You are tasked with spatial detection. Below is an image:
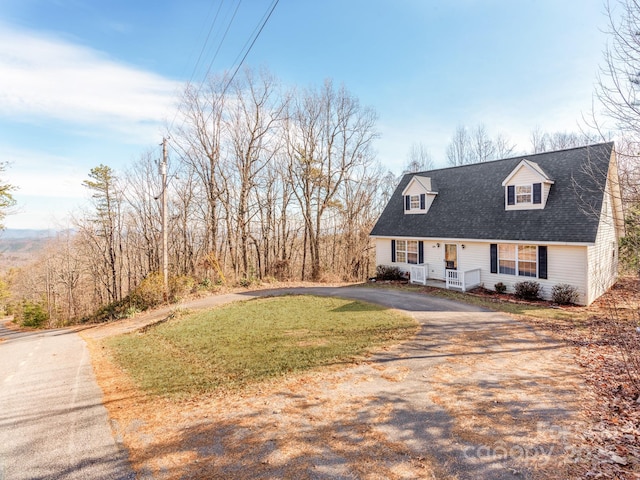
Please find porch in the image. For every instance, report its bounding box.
[409,264,482,292]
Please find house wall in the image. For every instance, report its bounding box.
[504,166,550,210]
[375,237,590,304]
[586,179,619,304]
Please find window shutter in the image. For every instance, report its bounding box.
[507,186,515,205]
[533,183,542,204]
[391,239,396,263]
[490,244,498,273]
[418,241,424,264]
[538,246,548,279]
[420,194,425,209]
[405,195,410,211]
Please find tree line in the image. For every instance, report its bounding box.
[9,0,640,327]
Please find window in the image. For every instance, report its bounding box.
[516,185,532,204]
[498,244,516,275]
[518,245,537,277]
[396,240,407,263]
[507,183,542,207]
[395,240,418,264]
[410,195,420,209]
[498,244,537,277]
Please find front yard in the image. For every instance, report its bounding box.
[84,279,640,479]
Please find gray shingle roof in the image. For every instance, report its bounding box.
[370,142,613,243]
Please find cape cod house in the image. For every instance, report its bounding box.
[370,142,624,305]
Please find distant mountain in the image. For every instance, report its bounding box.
[0,229,54,240]
[0,229,57,270]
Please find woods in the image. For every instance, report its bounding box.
[6,71,388,325]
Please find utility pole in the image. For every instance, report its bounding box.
[161,138,169,297]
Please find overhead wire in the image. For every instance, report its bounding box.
[168,0,280,133]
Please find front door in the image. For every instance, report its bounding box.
[445,244,458,271]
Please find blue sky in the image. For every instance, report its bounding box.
[0,0,611,229]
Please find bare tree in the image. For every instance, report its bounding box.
[446,125,472,166]
[470,124,496,162]
[403,142,433,173]
[286,79,378,280]
[447,124,515,165]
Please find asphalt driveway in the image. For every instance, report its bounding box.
[85,286,585,479]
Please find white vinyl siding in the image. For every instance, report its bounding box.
[587,182,618,304]
[376,238,589,304]
[447,241,588,304]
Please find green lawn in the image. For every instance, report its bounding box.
[104,295,417,397]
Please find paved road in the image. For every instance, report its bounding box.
[0,320,134,480]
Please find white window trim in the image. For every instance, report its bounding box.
[515,184,532,205]
[410,195,420,210]
[395,239,419,264]
[498,244,538,278]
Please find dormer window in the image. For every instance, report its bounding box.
[503,160,552,210]
[406,194,424,211]
[507,183,543,206]
[402,175,438,214]
[516,185,532,204]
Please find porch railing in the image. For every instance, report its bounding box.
[445,268,481,292]
[409,264,428,285]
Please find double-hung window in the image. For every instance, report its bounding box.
[395,240,418,264]
[517,245,537,277]
[498,244,537,277]
[516,185,532,204]
[498,245,516,275]
[410,195,420,209]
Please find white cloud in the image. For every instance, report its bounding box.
[1,145,87,199]
[0,23,181,142]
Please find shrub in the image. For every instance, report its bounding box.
[494,282,507,294]
[514,281,542,300]
[375,265,404,281]
[551,284,579,305]
[19,300,48,328]
[131,272,165,310]
[170,275,195,302]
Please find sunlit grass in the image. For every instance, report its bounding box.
[104,295,417,397]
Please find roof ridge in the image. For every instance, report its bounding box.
[409,142,613,176]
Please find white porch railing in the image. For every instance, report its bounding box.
[410,264,428,285]
[445,268,481,292]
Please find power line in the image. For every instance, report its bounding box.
[220,0,280,97]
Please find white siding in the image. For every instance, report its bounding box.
[509,166,542,186]
[587,182,618,305]
[375,237,590,304]
[376,238,392,266]
[405,181,427,196]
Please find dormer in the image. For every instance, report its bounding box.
[402,176,438,214]
[501,159,554,210]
